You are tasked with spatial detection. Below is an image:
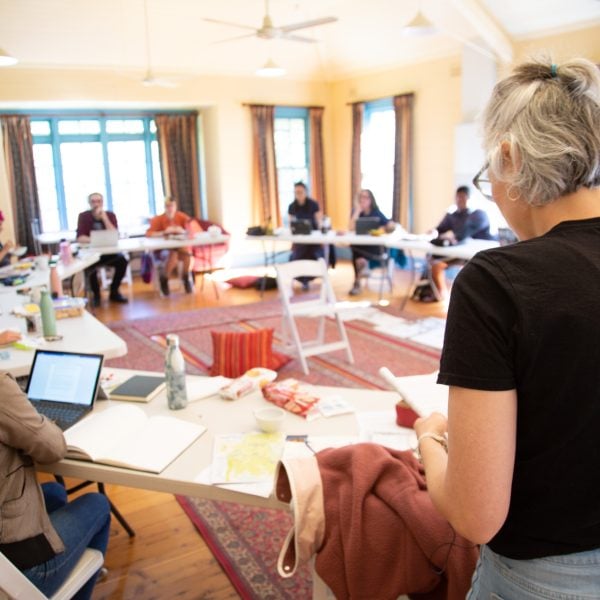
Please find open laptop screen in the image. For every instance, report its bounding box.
[26,350,104,407]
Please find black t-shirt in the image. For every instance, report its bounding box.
[438,216,600,559]
[288,198,320,230]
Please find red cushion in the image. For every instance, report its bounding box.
[226,275,259,289]
[210,328,291,378]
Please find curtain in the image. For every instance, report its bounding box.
[350,102,364,208]
[392,93,414,229]
[0,115,41,253]
[249,105,280,227]
[309,107,327,213]
[155,113,202,218]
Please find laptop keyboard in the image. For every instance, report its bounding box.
[35,401,87,430]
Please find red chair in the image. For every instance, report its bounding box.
[189,218,229,297]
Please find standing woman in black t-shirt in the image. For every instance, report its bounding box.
[413,57,600,598]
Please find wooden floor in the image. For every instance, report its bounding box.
[43,260,446,600]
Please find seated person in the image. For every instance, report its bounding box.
[0,363,111,599]
[76,192,129,306]
[288,181,324,291]
[429,185,495,300]
[0,210,15,268]
[348,189,395,296]
[146,197,194,296]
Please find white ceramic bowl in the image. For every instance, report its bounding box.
[10,246,28,257]
[254,406,285,433]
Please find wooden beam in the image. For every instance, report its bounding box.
[448,0,514,64]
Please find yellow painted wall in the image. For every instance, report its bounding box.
[0,23,598,251]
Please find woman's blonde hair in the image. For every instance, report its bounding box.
[483,56,600,206]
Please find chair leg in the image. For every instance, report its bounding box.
[334,314,354,365]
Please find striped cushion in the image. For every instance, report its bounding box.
[210,328,290,378]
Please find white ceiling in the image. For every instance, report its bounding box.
[0,0,598,81]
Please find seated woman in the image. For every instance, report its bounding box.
[0,355,111,599]
[0,210,15,268]
[348,189,395,296]
[414,57,600,597]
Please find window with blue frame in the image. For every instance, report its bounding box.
[274,107,310,223]
[361,97,395,218]
[30,115,164,233]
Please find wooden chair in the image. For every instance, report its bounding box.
[275,258,354,375]
[0,548,103,600]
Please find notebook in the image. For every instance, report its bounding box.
[26,350,104,430]
[355,216,382,235]
[90,229,119,247]
[108,375,166,403]
[290,219,312,235]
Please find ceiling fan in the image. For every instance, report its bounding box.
[140,0,178,88]
[204,0,338,44]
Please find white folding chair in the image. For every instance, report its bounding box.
[275,258,354,375]
[0,548,103,600]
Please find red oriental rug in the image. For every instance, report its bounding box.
[106,300,441,599]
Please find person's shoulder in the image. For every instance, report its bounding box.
[307,198,320,210]
[77,209,92,218]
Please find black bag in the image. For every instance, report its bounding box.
[254,276,278,290]
[411,281,436,302]
[247,226,266,236]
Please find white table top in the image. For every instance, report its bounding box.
[0,291,127,377]
[39,368,402,508]
[249,231,499,261]
[78,232,229,256]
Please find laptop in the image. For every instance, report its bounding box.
[89,229,119,247]
[355,216,381,235]
[26,350,104,431]
[290,219,313,235]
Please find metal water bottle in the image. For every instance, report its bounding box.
[165,334,188,410]
[39,289,57,338]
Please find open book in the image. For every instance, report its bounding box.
[379,368,448,417]
[64,404,205,473]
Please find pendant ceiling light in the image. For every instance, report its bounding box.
[402,10,436,36]
[0,47,18,66]
[256,58,286,78]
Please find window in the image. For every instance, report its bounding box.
[360,98,395,218]
[30,116,164,232]
[274,107,310,222]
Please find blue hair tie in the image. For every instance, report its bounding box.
[551,64,558,78]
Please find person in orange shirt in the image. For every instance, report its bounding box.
[146,197,194,296]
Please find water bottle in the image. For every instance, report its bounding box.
[49,261,63,299]
[321,215,331,234]
[165,334,188,410]
[39,289,57,338]
[59,239,73,265]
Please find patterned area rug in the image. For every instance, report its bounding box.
[106,300,442,598]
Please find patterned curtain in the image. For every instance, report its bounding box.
[0,115,41,253]
[155,113,202,218]
[308,107,327,213]
[350,102,364,208]
[249,105,280,227]
[392,94,414,229]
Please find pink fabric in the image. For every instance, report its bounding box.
[315,444,479,600]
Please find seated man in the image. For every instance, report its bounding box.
[429,185,495,300]
[0,210,15,267]
[76,192,129,306]
[288,181,323,291]
[146,197,194,296]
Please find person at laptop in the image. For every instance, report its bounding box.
[348,189,395,296]
[76,192,129,306]
[288,181,324,291]
[427,185,495,300]
[0,371,111,598]
[146,196,194,296]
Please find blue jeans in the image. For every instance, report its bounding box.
[468,544,600,599]
[23,482,111,600]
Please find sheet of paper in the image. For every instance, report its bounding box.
[210,432,285,485]
[186,376,230,402]
[356,410,417,451]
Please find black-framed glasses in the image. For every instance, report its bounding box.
[473,162,493,201]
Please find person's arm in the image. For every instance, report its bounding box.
[0,241,14,263]
[414,387,517,544]
[106,211,118,231]
[459,210,490,241]
[0,330,21,346]
[76,211,91,243]
[146,215,165,237]
[0,374,66,464]
[349,204,361,231]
